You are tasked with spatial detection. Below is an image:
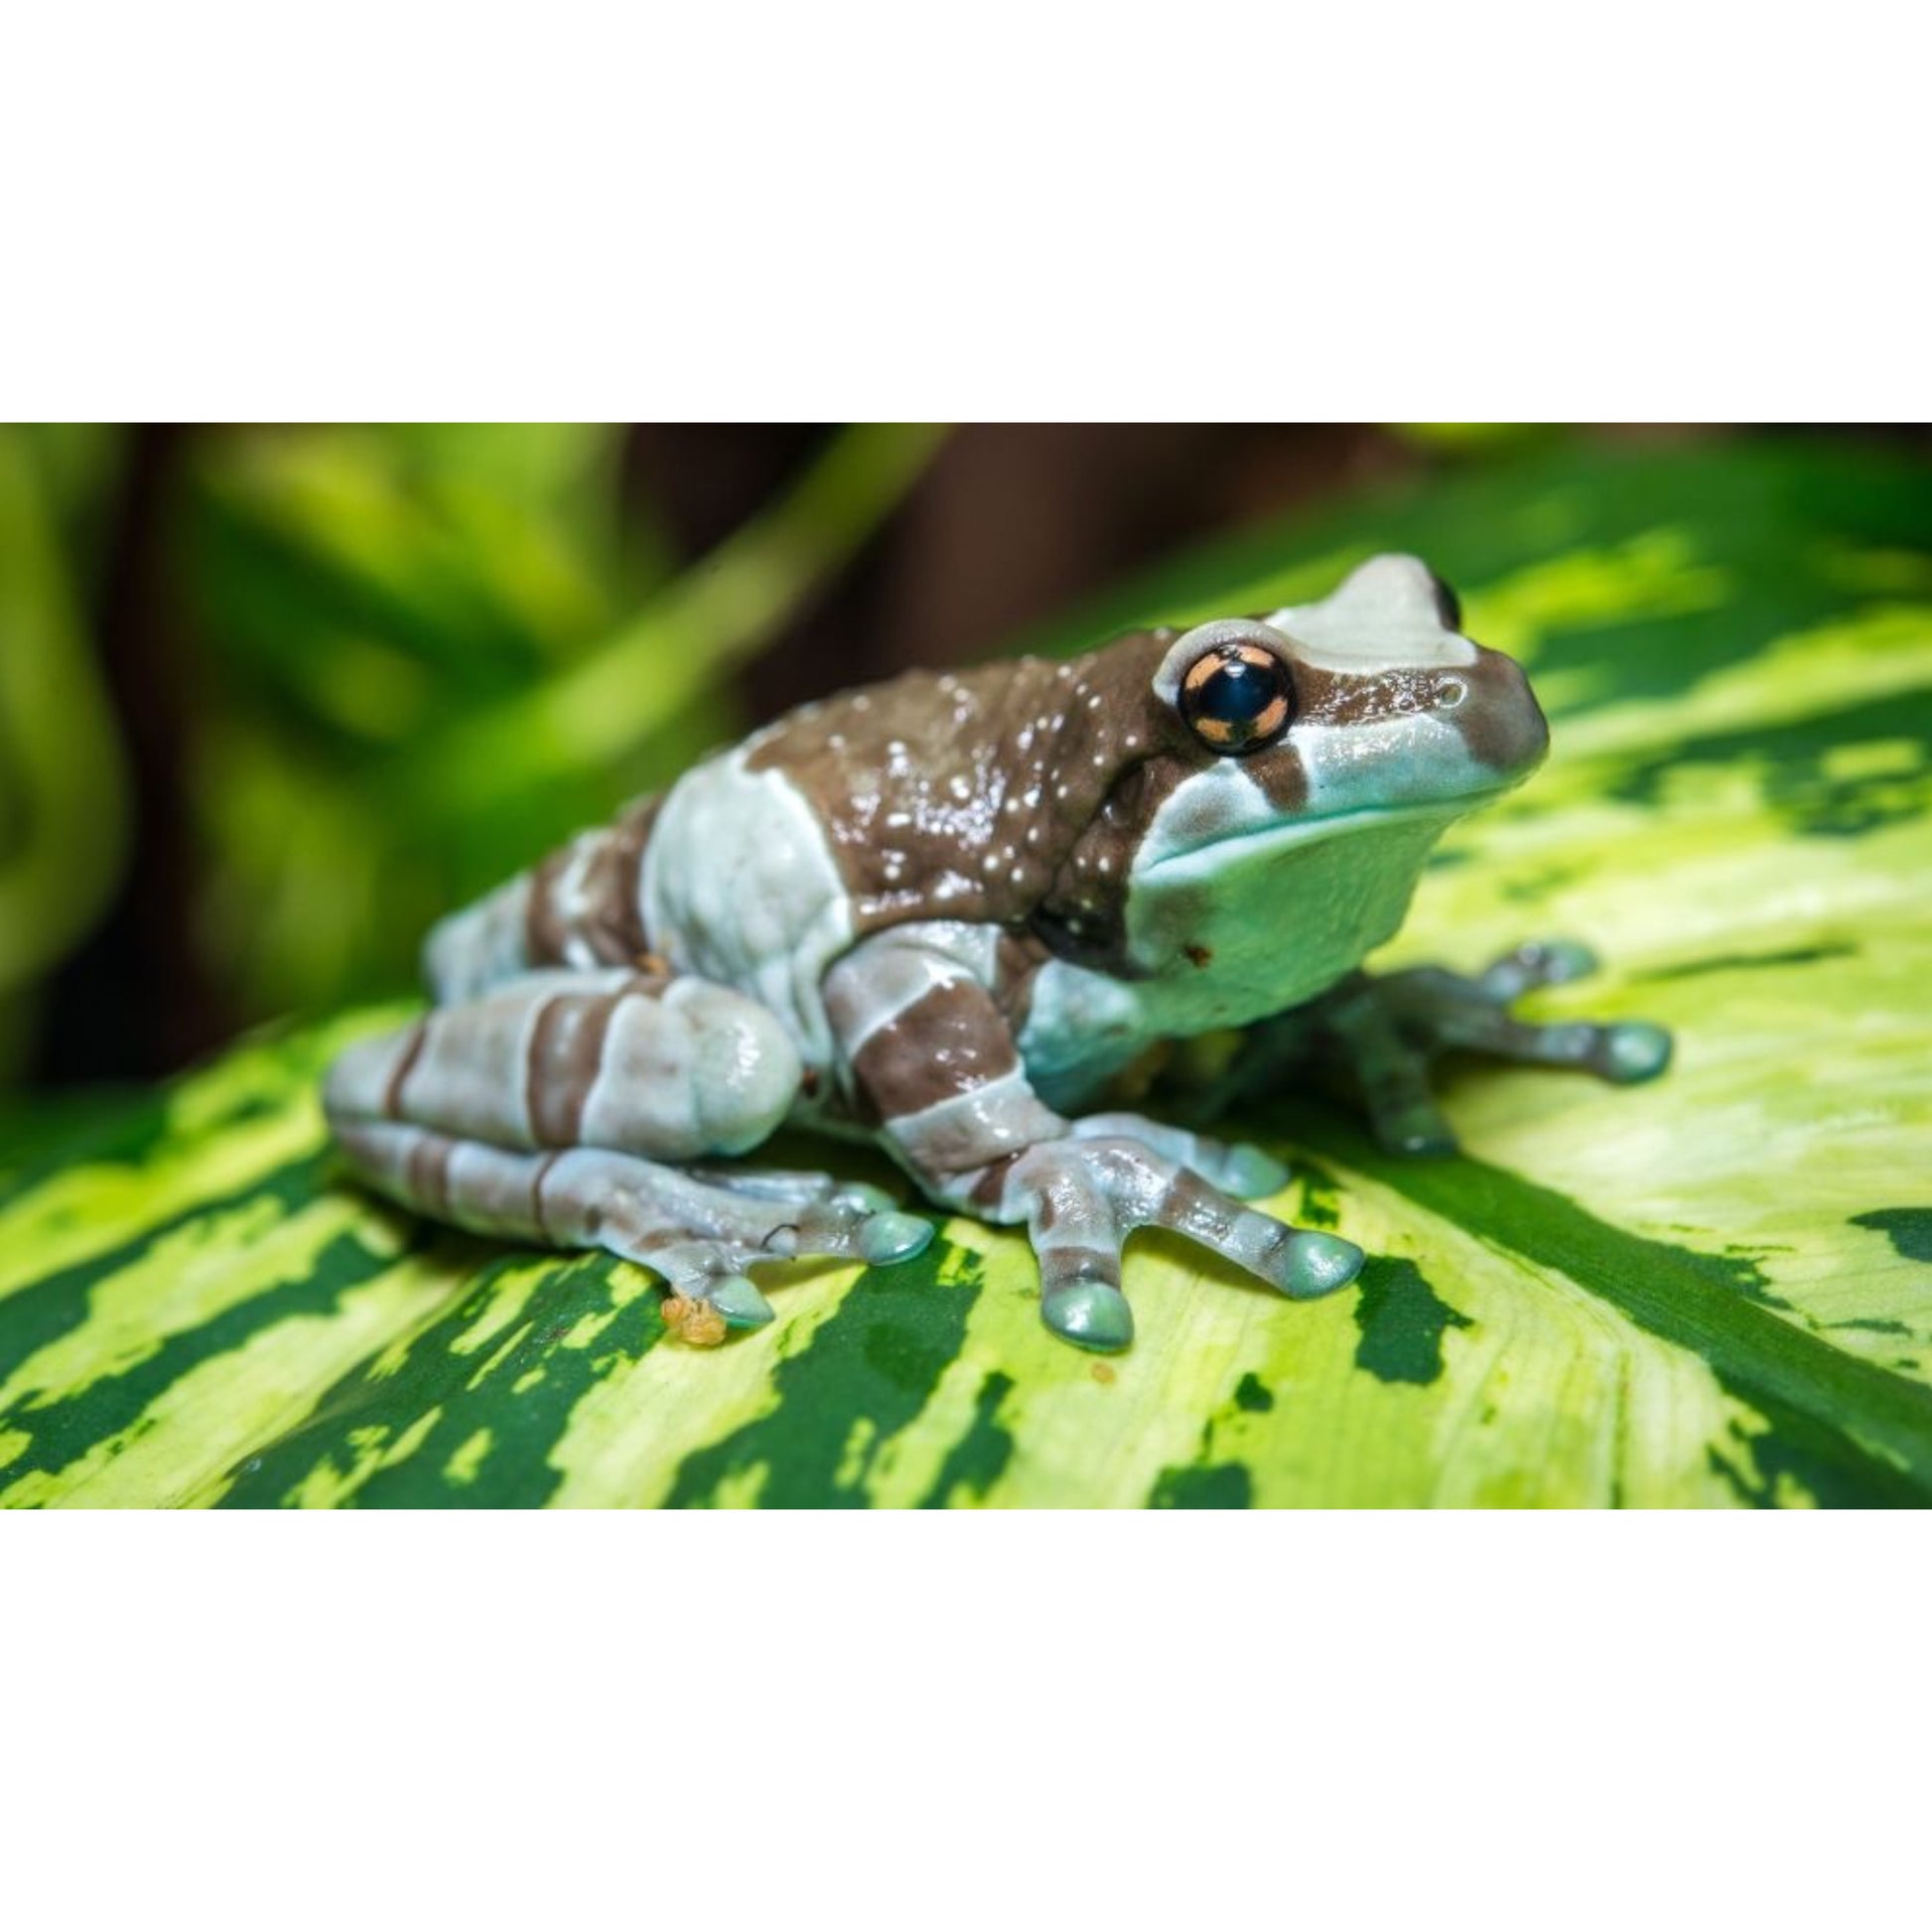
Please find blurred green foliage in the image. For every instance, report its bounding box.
[0,428,131,1073]
[186,422,946,1019]
[0,423,945,1082]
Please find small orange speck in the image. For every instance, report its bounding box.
[661,1295,728,1347]
[1091,1361,1116,1385]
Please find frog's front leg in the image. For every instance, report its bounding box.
[324,968,931,1336]
[1249,940,1672,1156]
[823,927,1363,1352]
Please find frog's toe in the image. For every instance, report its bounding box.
[1216,1142,1293,1200]
[784,1196,932,1267]
[1598,1021,1672,1083]
[707,1274,776,1327]
[856,1209,934,1265]
[1274,1230,1366,1300]
[995,1137,1362,1350]
[1524,937,1600,983]
[1478,937,1600,1002]
[1041,1278,1135,1352]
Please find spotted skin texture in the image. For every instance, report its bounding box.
[326,552,1670,1352]
[744,629,1202,952]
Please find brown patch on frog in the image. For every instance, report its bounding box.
[1242,739,1310,813]
[848,979,1021,1119]
[522,793,663,970]
[1182,942,1212,968]
[1045,1245,1122,1287]
[526,985,621,1145]
[1031,750,1209,974]
[524,845,574,964]
[969,1154,1021,1213]
[527,972,677,1145]
[1446,645,1550,774]
[580,793,660,959]
[528,1152,562,1243]
[403,1131,455,1217]
[381,1019,429,1117]
[1292,664,1460,728]
[744,631,1184,943]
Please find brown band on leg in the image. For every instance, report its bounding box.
[381,1020,430,1118]
[523,846,575,965]
[581,795,661,964]
[404,1133,455,1218]
[526,989,624,1147]
[1035,1243,1122,1289]
[530,1150,563,1243]
[969,1152,1022,1213]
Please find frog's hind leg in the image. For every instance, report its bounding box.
[325,968,930,1331]
[331,1121,925,1329]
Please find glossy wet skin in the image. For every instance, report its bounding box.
[330,551,1665,1356]
[1074,577,1548,990]
[1002,557,1552,1106]
[736,553,1547,1005]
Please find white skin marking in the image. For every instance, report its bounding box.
[1265,554,1478,673]
[641,750,855,1068]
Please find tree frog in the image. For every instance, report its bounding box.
[326,555,1670,1351]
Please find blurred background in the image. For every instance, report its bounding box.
[1,423,1923,1101]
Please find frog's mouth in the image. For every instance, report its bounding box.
[1139,789,1509,887]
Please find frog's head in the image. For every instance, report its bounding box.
[1037,555,1547,994]
[1145,553,1546,848]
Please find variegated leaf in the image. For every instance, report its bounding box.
[4,438,1929,1506]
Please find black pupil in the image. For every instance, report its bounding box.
[1196,651,1283,728]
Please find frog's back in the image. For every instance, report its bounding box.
[426,637,1177,1061]
[739,638,1173,926]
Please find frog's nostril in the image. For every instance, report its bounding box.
[1436,677,1468,710]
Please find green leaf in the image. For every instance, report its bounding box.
[4,436,1930,1507]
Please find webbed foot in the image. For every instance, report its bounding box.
[974,1130,1362,1352]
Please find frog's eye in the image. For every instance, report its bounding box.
[1179,641,1296,754]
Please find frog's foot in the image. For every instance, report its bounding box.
[573,1151,932,1334]
[972,1134,1362,1352]
[1330,940,1672,1156]
[333,1123,931,1337]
